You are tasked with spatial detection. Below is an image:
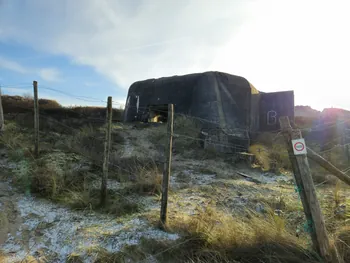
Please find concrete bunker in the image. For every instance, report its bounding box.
[123,71,294,152]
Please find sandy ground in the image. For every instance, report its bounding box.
[0,179,178,263]
[0,145,177,263]
[0,127,322,263]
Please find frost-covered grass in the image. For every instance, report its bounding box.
[2,195,178,263]
[1,120,349,263]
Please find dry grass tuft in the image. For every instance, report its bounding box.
[249,144,271,171]
[91,245,147,263]
[114,157,163,196]
[147,115,201,154]
[146,206,320,263]
[333,226,350,262]
[0,251,8,263]
[173,116,201,150]
[249,133,292,172]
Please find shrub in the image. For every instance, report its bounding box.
[148,115,202,153]
[309,162,339,185]
[32,162,65,197]
[0,122,27,150]
[249,142,291,172]
[334,226,350,262]
[12,158,32,194]
[31,153,88,198]
[269,143,292,171]
[2,95,61,113]
[173,115,201,150]
[112,157,162,195]
[249,144,271,171]
[61,125,105,163]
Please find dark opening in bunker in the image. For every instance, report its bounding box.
[147,104,168,123]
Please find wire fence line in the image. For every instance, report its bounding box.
[5,97,348,176]
[2,84,349,182]
[1,98,249,154]
[2,83,350,262]
[3,82,350,161]
[0,87,258,152]
[3,82,350,137]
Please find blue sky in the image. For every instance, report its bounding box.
[0,41,124,107]
[1,0,350,110]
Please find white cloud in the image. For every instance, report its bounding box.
[0,0,350,109]
[38,68,60,82]
[0,0,249,89]
[0,56,61,82]
[1,87,32,95]
[84,81,99,87]
[0,56,28,74]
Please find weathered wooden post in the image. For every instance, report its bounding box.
[307,147,350,186]
[279,116,334,262]
[33,81,39,157]
[346,144,350,165]
[160,104,174,227]
[100,96,113,206]
[0,86,4,133]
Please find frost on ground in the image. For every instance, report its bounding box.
[90,179,122,191]
[2,195,178,263]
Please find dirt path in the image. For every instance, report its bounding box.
[0,182,22,247]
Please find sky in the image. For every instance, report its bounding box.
[0,0,350,110]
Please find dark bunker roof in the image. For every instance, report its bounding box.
[124,71,259,132]
[128,71,258,94]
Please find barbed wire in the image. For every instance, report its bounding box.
[0,95,249,151]
[317,143,350,155]
[1,92,111,123]
[40,85,107,104]
[3,83,350,262]
[39,112,250,153]
[1,97,250,152]
[5,82,350,137]
[4,94,348,159]
[4,82,350,161]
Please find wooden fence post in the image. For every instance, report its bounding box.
[279,116,335,262]
[100,96,113,206]
[33,81,39,158]
[346,144,350,165]
[160,104,174,227]
[307,147,350,186]
[0,86,4,133]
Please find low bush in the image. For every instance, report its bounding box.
[111,156,162,196]
[173,116,201,151]
[31,153,88,198]
[334,226,350,262]
[148,115,201,154]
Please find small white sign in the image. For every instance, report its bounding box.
[292,139,307,155]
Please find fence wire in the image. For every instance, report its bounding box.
[1,82,349,262]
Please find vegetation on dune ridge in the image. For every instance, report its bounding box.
[2,94,124,123]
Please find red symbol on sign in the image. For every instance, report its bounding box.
[294,142,305,151]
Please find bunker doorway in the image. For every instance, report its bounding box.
[147,104,169,123]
